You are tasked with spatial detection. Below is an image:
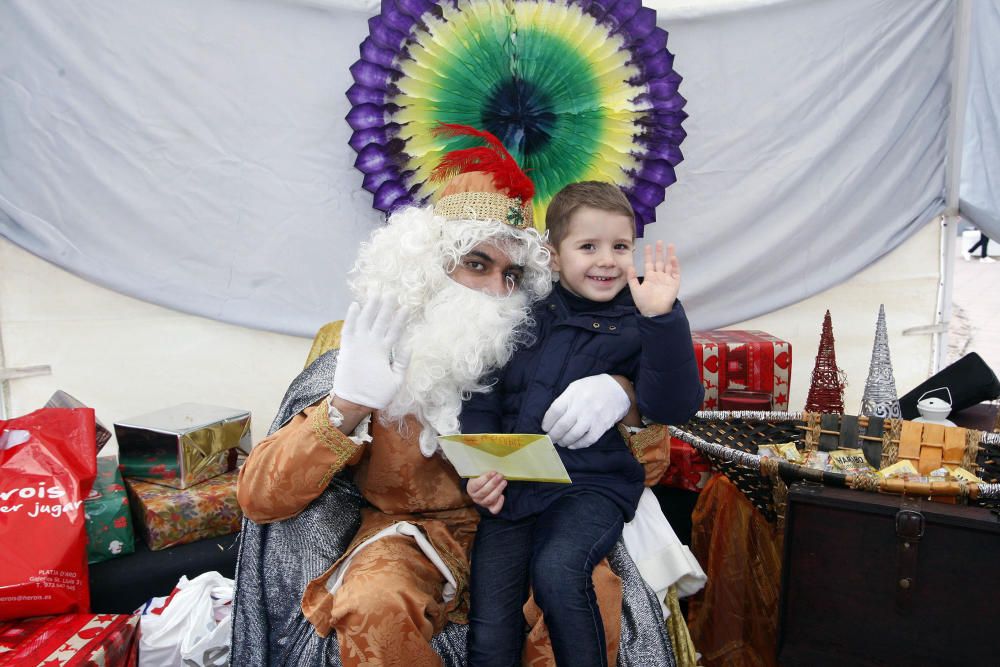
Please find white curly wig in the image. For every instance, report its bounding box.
[348,205,552,455]
[349,205,551,307]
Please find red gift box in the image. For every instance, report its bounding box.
[692,330,792,412]
[660,437,715,492]
[0,613,138,666]
[718,390,774,411]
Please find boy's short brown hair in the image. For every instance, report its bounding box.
[545,181,635,248]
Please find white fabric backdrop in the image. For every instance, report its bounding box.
[960,0,1000,240]
[0,0,954,336]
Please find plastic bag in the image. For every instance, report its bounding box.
[0,407,97,621]
[138,571,234,667]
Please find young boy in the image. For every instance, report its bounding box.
[460,181,704,667]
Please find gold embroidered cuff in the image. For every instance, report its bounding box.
[624,423,669,463]
[311,406,364,490]
[327,395,373,446]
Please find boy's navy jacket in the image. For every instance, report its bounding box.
[459,282,704,521]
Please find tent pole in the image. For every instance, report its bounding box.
[934,0,973,374]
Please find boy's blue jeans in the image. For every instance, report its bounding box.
[467,490,625,667]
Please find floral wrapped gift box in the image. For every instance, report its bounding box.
[125,470,241,551]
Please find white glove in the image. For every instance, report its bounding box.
[331,294,410,410]
[542,374,631,450]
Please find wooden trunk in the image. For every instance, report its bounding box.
[778,483,1000,666]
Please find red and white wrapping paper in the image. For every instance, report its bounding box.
[0,613,139,666]
[692,330,792,412]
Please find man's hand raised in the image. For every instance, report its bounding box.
[332,294,410,411]
[626,241,681,318]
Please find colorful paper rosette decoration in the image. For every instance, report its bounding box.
[347,0,686,236]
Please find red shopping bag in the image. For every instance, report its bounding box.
[0,408,97,621]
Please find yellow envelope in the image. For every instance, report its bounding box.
[436,433,572,483]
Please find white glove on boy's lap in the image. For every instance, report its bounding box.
[542,374,631,450]
[331,295,410,410]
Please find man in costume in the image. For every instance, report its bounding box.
[233,128,680,666]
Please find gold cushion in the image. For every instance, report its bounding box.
[305,320,344,368]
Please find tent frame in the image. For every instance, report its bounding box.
[933,0,973,374]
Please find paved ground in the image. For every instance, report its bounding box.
[948,240,1000,376]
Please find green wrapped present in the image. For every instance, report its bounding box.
[84,454,135,564]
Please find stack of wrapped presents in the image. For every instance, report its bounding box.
[116,403,249,551]
[0,395,248,664]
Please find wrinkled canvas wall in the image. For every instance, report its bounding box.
[960,0,1000,239]
[1,0,955,335]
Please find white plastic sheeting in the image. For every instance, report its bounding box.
[960,0,1000,239]
[1,0,956,336]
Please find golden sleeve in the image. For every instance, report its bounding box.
[237,401,365,524]
[619,423,671,487]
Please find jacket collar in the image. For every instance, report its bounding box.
[541,282,633,331]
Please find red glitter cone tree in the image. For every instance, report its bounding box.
[805,310,847,413]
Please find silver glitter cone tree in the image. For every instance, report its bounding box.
[860,304,902,419]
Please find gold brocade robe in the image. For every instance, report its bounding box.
[237,402,671,666]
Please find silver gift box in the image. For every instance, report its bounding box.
[116,403,251,489]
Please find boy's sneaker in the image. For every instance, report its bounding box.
[963,251,972,261]
[981,256,997,263]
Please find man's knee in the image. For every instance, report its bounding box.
[334,547,446,638]
[346,577,412,616]
[330,569,447,667]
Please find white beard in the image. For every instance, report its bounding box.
[380,279,534,457]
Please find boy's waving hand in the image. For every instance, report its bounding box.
[626,240,681,317]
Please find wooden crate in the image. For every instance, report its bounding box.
[778,483,1000,666]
